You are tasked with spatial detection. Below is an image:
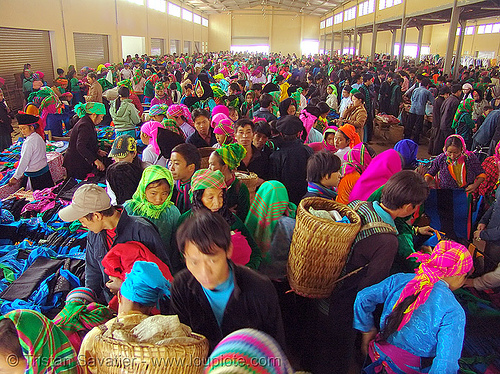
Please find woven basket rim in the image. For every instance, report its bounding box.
[299,197,361,226]
[96,330,207,349]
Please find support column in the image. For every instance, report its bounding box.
[348,33,352,55]
[358,33,363,57]
[416,25,424,63]
[390,29,397,58]
[371,24,378,62]
[323,34,327,54]
[398,20,409,67]
[330,29,335,56]
[453,19,466,79]
[340,30,345,55]
[443,0,461,76]
[353,31,358,57]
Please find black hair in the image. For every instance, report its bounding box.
[191,189,236,225]
[237,79,246,89]
[378,293,420,341]
[304,105,320,118]
[421,77,432,87]
[317,102,330,115]
[234,118,255,132]
[191,108,210,122]
[254,121,272,137]
[106,161,143,205]
[169,82,177,90]
[307,150,341,183]
[0,318,23,358]
[87,72,97,80]
[251,83,262,91]
[343,85,352,92]
[171,143,201,170]
[380,170,429,210]
[176,210,232,255]
[279,98,297,116]
[185,83,193,90]
[353,74,362,82]
[56,68,64,75]
[84,206,117,221]
[115,86,130,111]
[353,92,365,102]
[438,86,451,95]
[484,105,493,112]
[473,88,484,101]
[260,93,273,109]
[363,73,373,82]
[451,84,463,94]
[444,135,464,151]
[229,83,240,92]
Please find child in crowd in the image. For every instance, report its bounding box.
[106,161,143,205]
[110,86,141,138]
[336,143,373,204]
[208,144,250,222]
[187,108,217,148]
[309,126,337,153]
[252,120,273,152]
[167,104,196,139]
[148,103,169,123]
[334,124,361,161]
[303,150,341,200]
[177,168,261,270]
[108,134,145,168]
[150,81,171,106]
[9,113,54,191]
[425,134,485,193]
[140,120,168,167]
[53,287,114,352]
[326,84,339,112]
[171,210,284,351]
[211,115,234,149]
[124,165,182,272]
[169,143,201,214]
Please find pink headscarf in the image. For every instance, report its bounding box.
[140,120,163,155]
[167,104,193,126]
[393,240,473,330]
[495,140,500,162]
[213,118,234,137]
[212,105,230,118]
[299,109,318,143]
[211,113,230,128]
[349,149,403,202]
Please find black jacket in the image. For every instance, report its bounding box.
[269,139,314,204]
[0,100,13,135]
[171,263,285,352]
[63,115,99,179]
[237,144,270,180]
[186,130,217,148]
[85,209,179,303]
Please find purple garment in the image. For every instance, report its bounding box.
[426,153,484,189]
[150,96,170,107]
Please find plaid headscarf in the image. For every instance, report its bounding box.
[74,102,106,118]
[0,310,81,373]
[216,143,247,170]
[161,118,184,137]
[133,69,142,85]
[341,143,372,176]
[127,165,175,219]
[452,98,474,129]
[393,240,473,330]
[211,84,226,99]
[167,104,194,125]
[117,79,133,92]
[149,103,169,117]
[190,169,226,201]
[213,118,234,139]
[245,181,296,254]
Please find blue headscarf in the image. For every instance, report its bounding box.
[120,261,170,306]
[394,139,419,170]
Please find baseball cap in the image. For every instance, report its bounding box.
[58,184,111,222]
[108,135,137,158]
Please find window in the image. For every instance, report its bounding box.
[465,26,474,35]
[334,13,343,24]
[485,24,493,33]
[379,0,401,10]
[359,0,374,16]
[182,9,192,21]
[320,20,326,29]
[202,17,208,27]
[127,0,144,5]
[493,23,500,33]
[343,48,356,55]
[193,14,201,24]
[393,43,430,58]
[301,40,319,56]
[344,6,356,21]
[456,27,461,36]
[168,2,181,17]
[326,17,333,27]
[148,0,165,12]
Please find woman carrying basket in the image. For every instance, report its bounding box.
[353,240,472,374]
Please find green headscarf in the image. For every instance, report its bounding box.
[189,169,226,202]
[211,84,225,99]
[74,102,106,118]
[328,84,338,97]
[452,98,474,129]
[216,143,247,170]
[350,88,360,95]
[244,181,296,254]
[0,310,80,374]
[117,79,133,92]
[161,118,184,137]
[127,165,175,219]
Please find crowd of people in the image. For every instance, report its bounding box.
[0,51,499,373]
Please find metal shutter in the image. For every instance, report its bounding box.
[151,38,164,56]
[0,27,55,111]
[74,33,109,71]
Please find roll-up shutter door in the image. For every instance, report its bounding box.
[151,38,164,56]
[74,33,109,71]
[0,27,55,111]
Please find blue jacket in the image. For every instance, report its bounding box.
[479,186,500,245]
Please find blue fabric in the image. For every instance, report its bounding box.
[372,201,397,230]
[202,266,234,326]
[409,86,435,116]
[120,261,170,306]
[424,189,469,240]
[354,273,465,374]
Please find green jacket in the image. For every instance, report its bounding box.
[109,98,141,131]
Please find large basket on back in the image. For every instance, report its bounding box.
[287,197,361,298]
[92,324,209,374]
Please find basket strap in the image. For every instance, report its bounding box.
[331,264,369,286]
[359,221,397,235]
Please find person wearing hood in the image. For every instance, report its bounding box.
[334,124,361,161]
[110,86,141,138]
[185,79,216,112]
[326,84,339,112]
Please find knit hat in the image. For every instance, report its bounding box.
[215,143,247,170]
[109,135,137,158]
[66,287,97,304]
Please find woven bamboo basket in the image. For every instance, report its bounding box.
[93,326,209,374]
[199,147,215,169]
[287,197,362,298]
[235,171,259,203]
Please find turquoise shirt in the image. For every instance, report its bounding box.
[373,201,398,233]
[202,266,234,326]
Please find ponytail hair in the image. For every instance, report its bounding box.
[116,86,130,111]
[378,292,420,341]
